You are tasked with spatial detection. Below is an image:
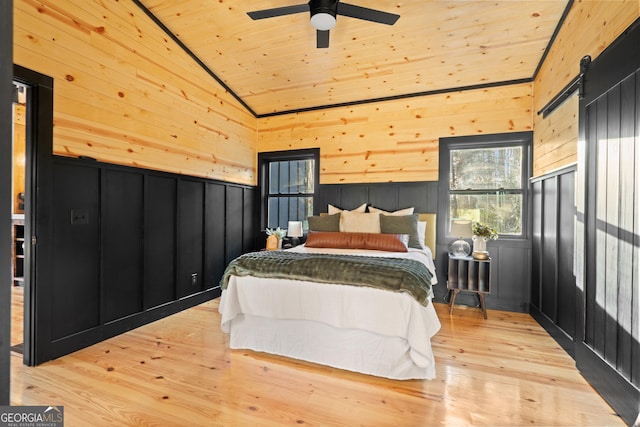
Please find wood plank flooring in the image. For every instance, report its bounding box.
[10,289,624,426]
[11,284,23,348]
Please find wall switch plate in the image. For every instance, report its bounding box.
[71,209,89,225]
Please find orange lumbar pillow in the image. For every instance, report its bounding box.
[305,231,408,252]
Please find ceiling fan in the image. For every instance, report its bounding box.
[247,0,400,48]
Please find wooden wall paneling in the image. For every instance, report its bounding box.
[204,182,226,291]
[225,186,244,264]
[533,94,578,176]
[51,161,101,340]
[177,179,204,298]
[531,180,542,309]
[144,175,177,309]
[532,3,638,176]
[541,178,558,321]
[258,84,533,185]
[14,0,257,185]
[102,169,144,322]
[534,2,638,112]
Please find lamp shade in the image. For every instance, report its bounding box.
[287,221,304,238]
[450,219,473,238]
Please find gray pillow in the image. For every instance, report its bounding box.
[380,213,421,249]
[307,213,341,232]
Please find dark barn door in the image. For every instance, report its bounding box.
[578,20,640,425]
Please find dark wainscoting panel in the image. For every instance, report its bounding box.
[557,173,576,339]
[225,185,244,264]
[144,175,177,308]
[102,170,144,323]
[243,188,255,253]
[204,182,226,290]
[541,176,558,321]
[44,156,255,363]
[493,242,531,311]
[52,162,101,340]
[177,179,205,298]
[530,165,576,356]
[318,181,438,213]
[531,180,542,309]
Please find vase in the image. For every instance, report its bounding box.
[472,235,489,259]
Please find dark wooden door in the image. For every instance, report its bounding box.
[578,20,640,425]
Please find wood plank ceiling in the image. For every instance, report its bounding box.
[137,0,570,117]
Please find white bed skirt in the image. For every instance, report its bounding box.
[226,313,436,380]
[220,275,441,380]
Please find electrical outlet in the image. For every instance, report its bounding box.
[70,209,89,225]
[191,273,197,286]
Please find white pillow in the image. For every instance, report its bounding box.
[328,203,367,215]
[418,220,427,248]
[341,211,381,233]
[328,203,367,230]
[368,206,415,216]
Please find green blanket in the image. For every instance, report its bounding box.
[221,251,433,306]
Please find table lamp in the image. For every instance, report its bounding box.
[287,221,304,247]
[449,219,473,257]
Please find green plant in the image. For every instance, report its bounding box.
[266,227,287,239]
[472,222,499,240]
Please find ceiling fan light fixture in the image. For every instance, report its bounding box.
[310,12,336,31]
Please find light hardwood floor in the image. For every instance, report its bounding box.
[11,284,23,347]
[10,288,623,426]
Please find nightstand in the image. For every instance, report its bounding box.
[447,255,491,319]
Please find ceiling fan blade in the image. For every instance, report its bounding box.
[317,30,330,48]
[337,2,400,25]
[247,4,309,20]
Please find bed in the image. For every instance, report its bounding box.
[219,210,440,380]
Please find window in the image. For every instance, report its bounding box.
[258,149,319,230]
[440,132,531,238]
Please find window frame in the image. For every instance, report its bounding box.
[257,148,320,231]
[438,132,532,241]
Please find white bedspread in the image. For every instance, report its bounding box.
[219,246,441,379]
